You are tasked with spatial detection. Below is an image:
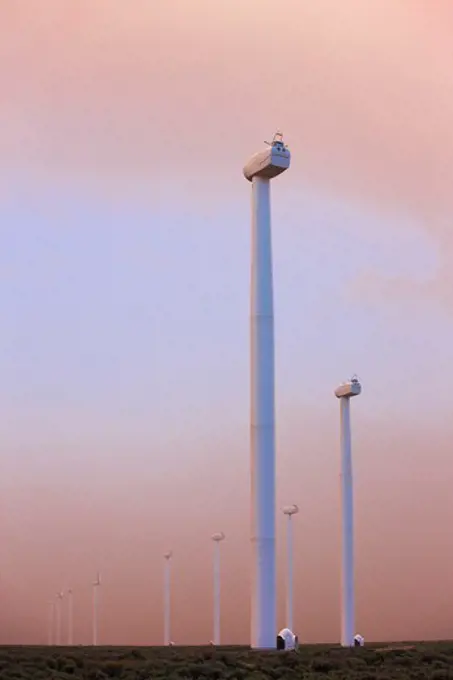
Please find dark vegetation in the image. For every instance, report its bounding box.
[1,642,453,680]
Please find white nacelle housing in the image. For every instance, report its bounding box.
[243,140,290,182]
[276,628,298,651]
[354,634,365,647]
[283,504,299,516]
[335,380,362,399]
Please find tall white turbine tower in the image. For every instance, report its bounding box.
[283,505,299,633]
[243,131,291,649]
[211,532,225,646]
[92,572,101,646]
[163,551,172,646]
[334,375,362,647]
[55,592,64,646]
[67,588,73,646]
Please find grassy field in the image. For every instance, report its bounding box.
[1,642,453,679]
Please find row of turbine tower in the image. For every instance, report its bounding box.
[163,532,226,647]
[47,520,294,647]
[46,537,229,647]
[48,573,100,646]
[47,132,362,649]
[47,441,358,648]
[244,132,362,648]
[162,522,304,647]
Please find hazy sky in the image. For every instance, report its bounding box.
[1,0,453,645]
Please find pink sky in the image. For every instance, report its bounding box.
[1,0,453,645]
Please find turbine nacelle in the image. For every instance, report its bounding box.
[283,504,299,517]
[211,532,225,542]
[243,131,291,182]
[335,375,362,399]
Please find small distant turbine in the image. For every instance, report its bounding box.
[282,505,299,634]
[67,588,73,646]
[211,532,225,646]
[334,375,362,647]
[163,552,172,646]
[48,600,55,646]
[92,572,101,646]
[55,592,64,646]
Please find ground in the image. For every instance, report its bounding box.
[1,642,453,679]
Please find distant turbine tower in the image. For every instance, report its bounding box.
[92,572,101,646]
[67,588,73,646]
[283,505,299,633]
[55,592,64,646]
[335,375,362,647]
[211,532,225,645]
[48,600,55,646]
[163,552,172,646]
[243,131,291,649]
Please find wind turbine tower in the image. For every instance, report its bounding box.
[48,600,55,646]
[163,551,173,646]
[92,572,101,646]
[243,131,291,649]
[211,532,225,646]
[55,592,64,646]
[67,588,73,646]
[334,375,362,647]
[283,505,299,634]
